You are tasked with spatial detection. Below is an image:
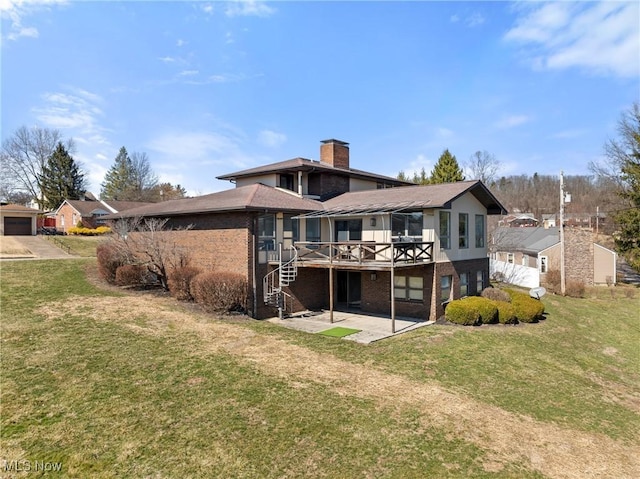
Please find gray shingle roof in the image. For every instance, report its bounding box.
[493,226,559,253]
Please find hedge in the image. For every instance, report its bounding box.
[445,296,498,325]
[68,225,111,236]
[505,289,545,323]
[192,272,248,314]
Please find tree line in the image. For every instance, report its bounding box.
[0,126,186,209]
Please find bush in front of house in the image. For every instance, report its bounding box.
[544,269,561,293]
[68,225,111,236]
[445,299,481,325]
[565,280,586,298]
[506,289,545,323]
[115,264,156,287]
[192,272,248,314]
[494,301,518,324]
[481,287,511,303]
[96,242,128,284]
[168,265,202,301]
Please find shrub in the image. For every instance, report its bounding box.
[544,270,561,293]
[96,242,128,284]
[495,301,518,324]
[465,296,499,324]
[168,265,202,301]
[481,287,511,303]
[445,299,481,326]
[115,264,153,287]
[192,272,248,314]
[565,280,585,298]
[506,289,545,323]
[68,225,111,236]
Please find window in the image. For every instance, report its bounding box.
[507,253,514,264]
[61,215,65,227]
[72,213,77,225]
[441,275,452,302]
[305,218,320,242]
[335,219,362,241]
[279,174,294,191]
[540,256,548,273]
[475,214,485,248]
[459,213,468,248]
[394,275,424,301]
[522,254,528,266]
[439,211,451,249]
[476,270,484,292]
[460,273,469,296]
[392,212,423,241]
[258,214,275,251]
[283,214,299,242]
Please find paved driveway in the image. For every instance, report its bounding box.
[0,235,73,260]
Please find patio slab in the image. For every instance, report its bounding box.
[267,310,434,344]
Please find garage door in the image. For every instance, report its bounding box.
[4,217,32,235]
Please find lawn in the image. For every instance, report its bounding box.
[44,235,103,257]
[1,259,638,478]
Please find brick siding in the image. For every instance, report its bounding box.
[564,228,594,286]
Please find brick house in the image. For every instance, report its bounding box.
[106,139,507,325]
[54,196,150,234]
[490,226,617,288]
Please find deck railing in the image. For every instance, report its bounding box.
[293,241,434,266]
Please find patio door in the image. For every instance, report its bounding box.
[335,219,362,242]
[337,271,361,308]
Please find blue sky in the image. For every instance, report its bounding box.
[2,1,639,196]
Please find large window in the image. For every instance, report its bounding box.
[335,219,362,241]
[279,174,294,191]
[258,214,275,251]
[392,212,423,241]
[283,214,299,242]
[460,272,469,297]
[441,275,453,302]
[439,211,451,249]
[394,275,424,301]
[459,213,468,248]
[475,214,485,248]
[305,218,321,242]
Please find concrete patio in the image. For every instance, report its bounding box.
[267,310,435,344]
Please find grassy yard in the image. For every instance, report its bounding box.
[1,260,638,478]
[43,235,102,257]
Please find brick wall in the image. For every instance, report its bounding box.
[564,228,594,286]
[431,258,489,320]
[56,203,79,233]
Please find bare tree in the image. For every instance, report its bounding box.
[109,217,193,290]
[130,152,158,201]
[466,150,499,185]
[0,126,75,208]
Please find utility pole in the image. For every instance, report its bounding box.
[596,205,599,235]
[559,171,566,296]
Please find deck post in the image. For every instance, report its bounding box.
[328,217,334,323]
[391,245,396,334]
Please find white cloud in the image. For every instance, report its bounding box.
[505,1,640,78]
[179,70,199,77]
[258,129,286,148]
[176,38,186,47]
[225,0,274,18]
[1,0,66,41]
[146,131,249,167]
[494,115,531,129]
[449,11,484,28]
[158,56,177,63]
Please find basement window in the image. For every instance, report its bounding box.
[394,275,424,301]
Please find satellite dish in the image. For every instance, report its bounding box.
[529,287,546,299]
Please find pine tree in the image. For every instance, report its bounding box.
[39,142,86,210]
[101,147,135,200]
[430,149,465,184]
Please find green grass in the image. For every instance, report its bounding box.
[2,259,638,478]
[45,235,103,257]
[317,326,361,338]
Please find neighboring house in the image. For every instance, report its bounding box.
[106,139,507,324]
[54,197,151,234]
[499,213,539,228]
[0,204,41,235]
[490,226,616,288]
[542,214,556,229]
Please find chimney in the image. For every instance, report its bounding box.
[320,139,349,169]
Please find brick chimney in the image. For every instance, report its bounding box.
[320,139,349,169]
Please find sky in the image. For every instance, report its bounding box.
[2,0,639,196]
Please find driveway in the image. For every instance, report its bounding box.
[0,235,73,260]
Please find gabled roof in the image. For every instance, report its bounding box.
[493,226,559,254]
[55,199,152,216]
[217,157,411,186]
[0,204,42,214]
[104,183,324,219]
[319,180,507,216]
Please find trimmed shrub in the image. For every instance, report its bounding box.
[565,280,585,298]
[115,264,151,286]
[481,287,511,303]
[192,272,248,314]
[465,296,499,324]
[506,289,545,323]
[68,225,112,236]
[495,301,518,324]
[96,242,128,284]
[168,265,202,301]
[445,299,481,326]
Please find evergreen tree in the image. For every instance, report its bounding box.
[430,149,465,183]
[101,146,134,200]
[39,142,86,210]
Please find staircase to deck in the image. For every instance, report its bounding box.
[263,245,298,318]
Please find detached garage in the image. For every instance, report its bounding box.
[0,204,41,236]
